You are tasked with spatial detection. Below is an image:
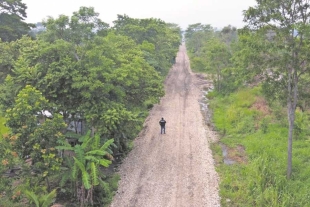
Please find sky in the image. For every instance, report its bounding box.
[22,0,257,30]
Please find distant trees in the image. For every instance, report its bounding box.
[185,23,214,56]
[113,14,181,75]
[204,37,232,92]
[185,23,238,94]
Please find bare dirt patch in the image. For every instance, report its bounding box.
[110,45,220,207]
[227,145,248,164]
[251,97,270,116]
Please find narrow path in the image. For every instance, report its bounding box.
[110,45,220,207]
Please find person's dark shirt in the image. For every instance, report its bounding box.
[159,119,166,127]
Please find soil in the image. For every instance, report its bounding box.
[110,45,220,207]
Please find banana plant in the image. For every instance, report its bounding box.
[56,131,114,206]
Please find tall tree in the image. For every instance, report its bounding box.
[0,0,32,41]
[204,37,232,92]
[243,0,310,178]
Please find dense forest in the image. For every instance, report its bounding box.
[185,1,310,206]
[0,1,181,206]
[3,0,310,206]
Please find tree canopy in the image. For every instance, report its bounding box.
[0,6,180,206]
[0,0,33,41]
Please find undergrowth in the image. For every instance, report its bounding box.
[209,86,310,207]
[0,116,9,136]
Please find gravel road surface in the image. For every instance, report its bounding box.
[110,44,220,207]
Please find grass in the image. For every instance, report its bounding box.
[210,86,310,206]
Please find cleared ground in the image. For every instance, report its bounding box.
[110,45,220,207]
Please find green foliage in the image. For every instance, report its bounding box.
[185,23,214,55]
[210,87,259,136]
[0,39,14,83]
[5,85,66,161]
[189,56,206,72]
[0,116,9,135]
[0,11,167,154]
[185,24,241,94]
[24,188,57,207]
[56,132,114,206]
[211,87,310,206]
[0,6,180,206]
[0,0,33,42]
[113,14,181,76]
[204,37,232,92]
[243,0,310,178]
[0,85,66,204]
[93,174,120,206]
[0,197,24,207]
[39,6,109,44]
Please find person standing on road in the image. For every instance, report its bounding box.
[159,117,166,134]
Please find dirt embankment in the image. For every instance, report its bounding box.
[110,45,220,207]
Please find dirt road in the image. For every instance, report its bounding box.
[110,45,220,207]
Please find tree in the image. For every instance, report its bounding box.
[0,36,38,84]
[243,0,310,178]
[184,24,216,73]
[40,7,109,45]
[0,0,27,17]
[0,0,33,41]
[5,85,65,158]
[74,33,164,149]
[4,85,66,190]
[184,24,239,93]
[204,37,232,92]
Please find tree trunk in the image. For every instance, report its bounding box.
[217,66,220,92]
[287,71,298,179]
[287,102,294,179]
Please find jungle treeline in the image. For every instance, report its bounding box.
[185,0,310,206]
[0,1,181,206]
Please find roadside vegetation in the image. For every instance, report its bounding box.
[0,0,181,206]
[185,0,310,206]
[0,116,9,135]
[209,87,310,206]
